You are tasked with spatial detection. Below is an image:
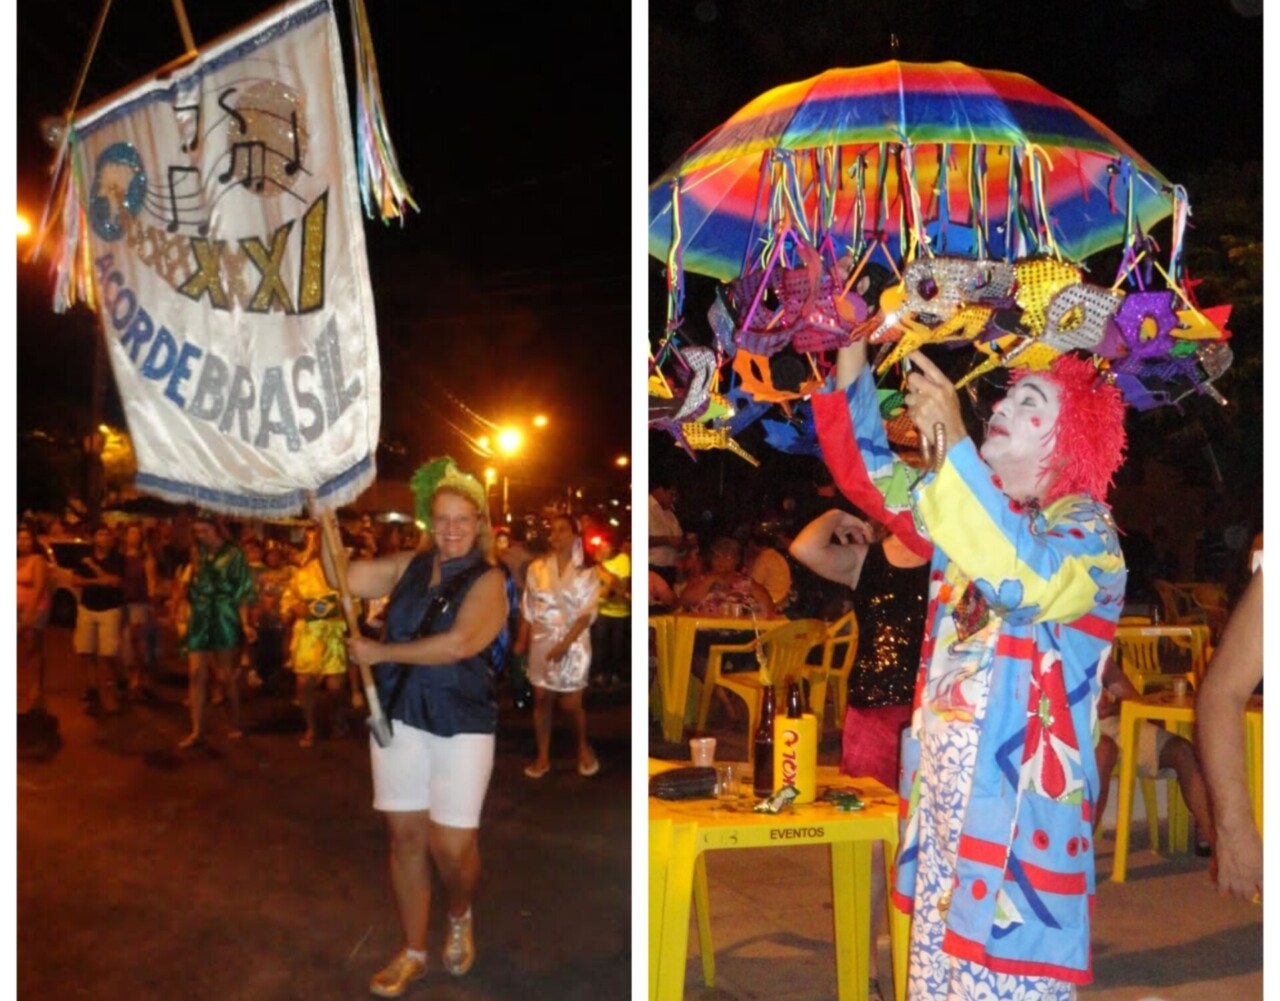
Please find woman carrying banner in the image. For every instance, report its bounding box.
[812,337,1128,999]
[338,458,513,996]
[179,512,257,748]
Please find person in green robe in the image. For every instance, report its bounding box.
[179,512,257,748]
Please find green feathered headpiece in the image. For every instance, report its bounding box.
[409,456,489,531]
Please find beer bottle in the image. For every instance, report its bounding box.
[753,685,777,798]
[786,680,803,719]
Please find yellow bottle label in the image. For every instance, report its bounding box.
[773,713,818,804]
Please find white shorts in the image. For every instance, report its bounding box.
[74,607,122,658]
[369,723,495,828]
[1098,715,1173,779]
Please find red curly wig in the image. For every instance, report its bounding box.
[1009,353,1127,505]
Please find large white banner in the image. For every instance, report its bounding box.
[69,0,379,517]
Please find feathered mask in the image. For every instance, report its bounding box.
[409,457,489,531]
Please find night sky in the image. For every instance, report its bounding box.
[14,0,631,495]
[646,0,1263,515]
[649,0,1262,184]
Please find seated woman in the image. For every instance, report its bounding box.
[677,536,777,721]
[677,536,776,620]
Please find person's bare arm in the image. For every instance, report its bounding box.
[1196,570,1264,900]
[334,548,415,601]
[834,338,868,390]
[649,572,676,608]
[789,509,874,588]
[676,574,713,611]
[347,568,507,667]
[548,612,593,662]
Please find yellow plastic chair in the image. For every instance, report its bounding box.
[1153,579,1193,626]
[803,610,859,730]
[1112,746,1184,855]
[1154,579,1223,634]
[696,618,827,756]
[1112,626,1196,695]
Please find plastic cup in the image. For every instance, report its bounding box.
[715,764,738,799]
[689,736,716,767]
[1172,678,1189,698]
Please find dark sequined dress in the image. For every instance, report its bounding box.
[847,544,930,709]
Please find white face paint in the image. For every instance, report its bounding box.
[979,375,1062,502]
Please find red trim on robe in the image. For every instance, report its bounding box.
[943,929,1093,985]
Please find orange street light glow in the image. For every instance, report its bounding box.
[532,414,548,429]
[497,427,523,456]
[615,455,629,467]
[16,213,32,240]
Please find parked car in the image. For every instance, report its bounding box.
[41,537,92,628]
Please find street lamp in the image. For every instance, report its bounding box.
[496,426,523,457]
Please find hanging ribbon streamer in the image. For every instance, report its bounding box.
[818,145,839,244]
[778,150,814,248]
[1007,148,1037,259]
[849,152,868,261]
[873,142,890,241]
[937,143,950,253]
[38,134,82,312]
[1004,148,1021,259]
[1122,158,1136,250]
[1026,144,1060,260]
[968,145,988,260]
[1168,184,1190,285]
[898,143,929,261]
[665,178,685,331]
[347,0,418,223]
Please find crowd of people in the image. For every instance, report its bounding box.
[16,499,633,755]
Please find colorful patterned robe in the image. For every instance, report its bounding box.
[813,368,1126,988]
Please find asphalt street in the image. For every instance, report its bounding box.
[17,626,634,1000]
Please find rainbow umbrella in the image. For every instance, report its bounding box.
[650,61,1183,289]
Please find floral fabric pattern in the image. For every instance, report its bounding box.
[909,723,1076,1001]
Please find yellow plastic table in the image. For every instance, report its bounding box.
[649,613,790,743]
[1111,689,1196,882]
[648,761,909,1001]
[1245,696,1263,832]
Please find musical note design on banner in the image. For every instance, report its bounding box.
[220,140,268,191]
[165,164,210,234]
[215,82,309,196]
[174,99,202,154]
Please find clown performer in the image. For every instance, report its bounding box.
[812,336,1127,999]
[336,458,515,997]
